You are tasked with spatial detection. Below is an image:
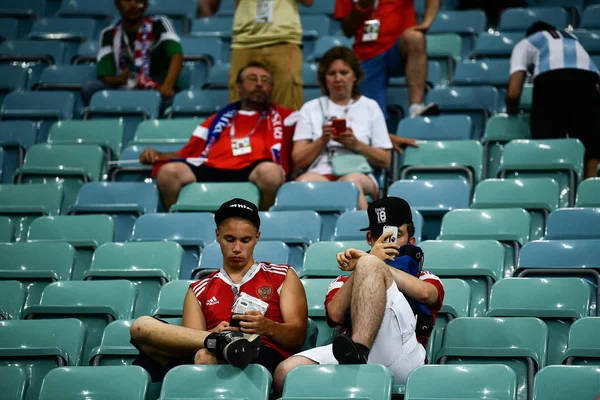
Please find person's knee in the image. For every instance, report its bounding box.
[402,30,426,54]
[157,163,194,188]
[194,348,215,365]
[130,316,155,343]
[250,162,285,190]
[356,255,391,285]
[274,356,313,390]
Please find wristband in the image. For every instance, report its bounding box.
[355,2,371,13]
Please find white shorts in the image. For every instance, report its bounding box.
[295,283,426,384]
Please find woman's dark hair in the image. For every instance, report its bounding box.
[526,21,558,37]
[371,222,415,241]
[317,46,364,98]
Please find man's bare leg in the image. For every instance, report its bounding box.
[156,162,196,211]
[273,356,318,397]
[400,30,428,107]
[249,161,285,211]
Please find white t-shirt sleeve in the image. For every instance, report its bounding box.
[510,39,533,75]
[369,100,393,149]
[293,100,318,142]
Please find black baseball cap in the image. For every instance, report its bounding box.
[214,198,261,230]
[360,196,413,231]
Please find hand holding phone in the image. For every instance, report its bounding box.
[382,225,398,244]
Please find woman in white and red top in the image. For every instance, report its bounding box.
[292,46,393,210]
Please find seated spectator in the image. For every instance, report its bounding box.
[130,198,308,382]
[506,21,600,178]
[81,0,184,114]
[139,61,297,211]
[273,197,444,394]
[292,46,392,210]
[335,0,440,118]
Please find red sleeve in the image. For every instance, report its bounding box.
[423,277,444,312]
[177,136,206,158]
[334,0,353,20]
[324,276,349,328]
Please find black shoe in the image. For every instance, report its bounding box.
[332,335,369,365]
[204,331,261,369]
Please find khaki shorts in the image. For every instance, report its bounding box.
[229,43,304,110]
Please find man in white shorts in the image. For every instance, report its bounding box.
[273,197,444,393]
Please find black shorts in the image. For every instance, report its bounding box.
[531,69,600,158]
[130,317,284,382]
[186,159,272,182]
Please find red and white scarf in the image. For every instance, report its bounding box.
[113,17,160,89]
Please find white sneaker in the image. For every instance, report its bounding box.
[408,103,440,117]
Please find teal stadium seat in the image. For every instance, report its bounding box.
[481,114,530,179]
[0,17,20,42]
[23,280,137,362]
[428,10,487,54]
[161,364,271,400]
[1,91,74,143]
[167,89,229,118]
[309,35,353,62]
[83,90,162,146]
[69,182,159,242]
[472,178,560,240]
[0,40,69,85]
[0,280,26,319]
[27,215,114,280]
[0,216,12,242]
[487,277,593,365]
[56,0,116,30]
[194,241,289,278]
[563,317,600,365]
[436,317,548,400]
[0,183,63,241]
[27,18,97,54]
[472,32,523,59]
[108,143,181,182]
[38,366,151,400]
[0,0,47,19]
[270,182,360,241]
[132,118,202,145]
[171,182,260,212]
[388,179,471,241]
[33,64,96,114]
[14,144,105,211]
[498,138,585,207]
[301,62,318,88]
[282,364,393,400]
[88,319,138,366]
[298,240,370,279]
[405,364,518,400]
[498,7,569,31]
[396,115,473,141]
[544,208,600,240]
[426,34,462,84]
[201,60,229,90]
[72,39,97,64]
[438,208,532,277]
[85,242,182,317]
[301,278,336,346]
[399,140,484,190]
[0,319,86,400]
[425,86,500,139]
[420,240,504,317]
[533,365,600,400]
[153,280,195,318]
[299,0,335,14]
[581,5,600,29]
[453,59,510,88]
[180,35,223,66]
[47,119,124,164]
[333,210,424,243]
[576,178,600,207]
[0,120,38,184]
[190,16,234,39]
[146,0,195,34]
[259,210,321,270]
[0,366,26,400]
[130,213,216,279]
[0,242,75,307]
[0,65,29,105]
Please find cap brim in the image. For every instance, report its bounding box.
[359,227,371,231]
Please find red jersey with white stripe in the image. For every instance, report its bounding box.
[324,270,444,348]
[189,261,293,359]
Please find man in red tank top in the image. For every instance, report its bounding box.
[130,198,308,381]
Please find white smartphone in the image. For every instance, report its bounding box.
[382,225,398,244]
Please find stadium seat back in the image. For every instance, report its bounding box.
[259,210,321,270]
[499,139,585,207]
[131,212,216,279]
[299,241,370,279]
[147,0,195,34]
[396,115,473,141]
[0,17,20,42]
[23,280,137,361]
[498,7,569,31]
[0,366,26,400]
[108,143,180,182]
[39,366,150,400]
[309,35,353,62]
[0,183,63,241]
[86,241,182,316]
[27,215,114,280]
[472,178,560,240]
[0,319,86,400]
[35,64,96,114]
[481,114,531,179]
[0,280,26,320]
[333,210,424,243]
[473,32,523,59]
[0,120,37,184]
[301,278,336,346]
[576,178,600,207]
[428,10,487,53]
[405,364,518,400]
[28,17,96,43]
[426,34,462,83]
[189,16,233,38]
[69,182,159,242]
[161,364,272,400]
[0,39,68,68]
[581,5,600,29]
[533,365,600,400]
[180,36,223,67]
[420,240,504,317]
[0,216,12,242]
[453,59,510,87]
[544,208,600,240]
[171,182,260,212]
[488,277,593,364]
[283,364,393,400]
[563,317,600,365]
[0,65,29,103]
[152,280,195,318]
[88,319,137,366]
[72,39,97,64]
[133,118,201,145]
[168,89,229,118]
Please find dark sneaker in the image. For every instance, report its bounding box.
[332,335,369,365]
[204,331,261,369]
[410,102,440,117]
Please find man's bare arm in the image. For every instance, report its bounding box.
[506,71,527,115]
[340,0,374,38]
[387,268,439,307]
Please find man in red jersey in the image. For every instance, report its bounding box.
[139,61,297,211]
[130,198,308,381]
[335,0,440,118]
[273,197,444,393]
